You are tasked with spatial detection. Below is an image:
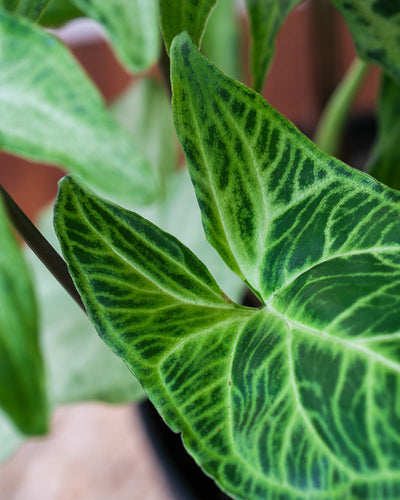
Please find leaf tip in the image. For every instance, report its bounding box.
[170,31,195,61]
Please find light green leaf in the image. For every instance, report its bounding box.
[201,0,240,80]
[0,195,48,435]
[245,0,303,92]
[39,0,83,26]
[159,0,217,52]
[0,8,157,206]
[1,0,51,20]
[69,0,159,72]
[332,0,400,85]
[367,74,400,190]
[111,78,178,194]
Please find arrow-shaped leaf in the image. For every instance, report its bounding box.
[69,0,160,73]
[332,0,400,85]
[159,0,217,52]
[54,32,400,500]
[245,0,303,92]
[0,8,157,205]
[169,33,400,498]
[0,195,48,435]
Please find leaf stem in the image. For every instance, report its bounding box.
[0,185,86,313]
[313,58,370,157]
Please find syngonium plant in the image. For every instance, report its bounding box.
[1,0,400,499]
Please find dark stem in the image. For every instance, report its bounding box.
[0,185,86,313]
[159,42,172,100]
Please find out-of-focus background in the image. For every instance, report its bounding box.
[0,1,380,498]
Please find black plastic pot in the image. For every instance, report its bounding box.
[138,399,232,500]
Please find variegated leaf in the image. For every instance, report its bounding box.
[69,0,160,72]
[0,8,157,205]
[332,0,400,85]
[54,30,400,500]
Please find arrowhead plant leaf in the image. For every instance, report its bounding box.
[245,0,303,92]
[331,0,400,85]
[367,74,400,190]
[54,31,400,500]
[69,0,160,73]
[0,195,48,435]
[159,0,217,52]
[0,7,158,205]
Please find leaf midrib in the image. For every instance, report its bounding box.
[265,245,400,303]
[77,200,229,307]
[266,302,400,374]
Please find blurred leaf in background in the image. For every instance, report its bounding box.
[0,7,158,206]
[0,195,48,436]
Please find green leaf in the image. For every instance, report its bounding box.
[69,0,160,72]
[159,0,217,52]
[0,195,48,435]
[245,0,303,92]
[54,176,258,495]
[54,31,400,500]
[39,0,83,26]
[0,8,157,206]
[201,0,240,80]
[111,78,178,194]
[1,0,51,20]
[55,167,400,499]
[26,205,145,406]
[331,0,400,85]
[170,33,400,498]
[367,74,400,190]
